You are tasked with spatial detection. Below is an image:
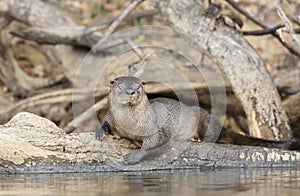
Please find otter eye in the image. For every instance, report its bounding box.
[118,85,123,90]
[136,85,141,90]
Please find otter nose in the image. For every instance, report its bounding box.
[125,89,135,95]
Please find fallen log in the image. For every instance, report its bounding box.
[0,112,299,174]
[152,0,292,140]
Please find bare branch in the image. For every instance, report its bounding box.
[0,87,105,121]
[276,0,293,33]
[64,97,108,134]
[243,24,300,36]
[11,26,101,48]
[93,0,145,51]
[225,0,300,58]
[81,10,158,38]
[10,26,143,54]
[131,52,154,77]
[126,39,144,60]
[275,0,300,46]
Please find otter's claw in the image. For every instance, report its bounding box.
[189,136,202,143]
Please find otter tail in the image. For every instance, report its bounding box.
[286,138,300,150]
[224,130,300,151]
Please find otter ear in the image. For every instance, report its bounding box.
[141,81,146,85]
[110,77,120,85]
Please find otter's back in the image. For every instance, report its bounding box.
[150,98,200,140]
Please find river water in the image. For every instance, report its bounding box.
[0,168,300,196]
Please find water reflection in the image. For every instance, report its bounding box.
[0,168,300,196]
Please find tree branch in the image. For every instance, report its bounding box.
[64,97,108,134]
[225,0,300,58]
[243,24,300,36]
[93,0,145,51]
[275,0,300,49]
[153,0,292,140]
[82,10,158,37]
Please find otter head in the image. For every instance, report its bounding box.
[109,76,146,106]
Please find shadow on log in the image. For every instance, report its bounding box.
[0,112,299,174]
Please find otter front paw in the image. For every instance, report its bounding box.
[124,151,146,165]
[95,127,105,140]
[95,122,111,140]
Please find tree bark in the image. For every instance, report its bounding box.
[283,92,300,138]
[0,112,299,174]
[152,0,291,140]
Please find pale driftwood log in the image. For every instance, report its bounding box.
[10,26,101,48]
[0,112,299,174]
[152,0,291,140]
[0,0,75,26]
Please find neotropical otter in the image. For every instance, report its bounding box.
[96,76,300,164]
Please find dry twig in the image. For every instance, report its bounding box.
[130,51,154,77]
[93,0,145,51]
[243,24,300,36]
[275,0,300,46]
[0,88,104,119]
[225,0,300,58]
[64,97,108,134]
[126,39,144,60]
[81,10,158,38]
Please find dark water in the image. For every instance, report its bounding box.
[0,168,300,196]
